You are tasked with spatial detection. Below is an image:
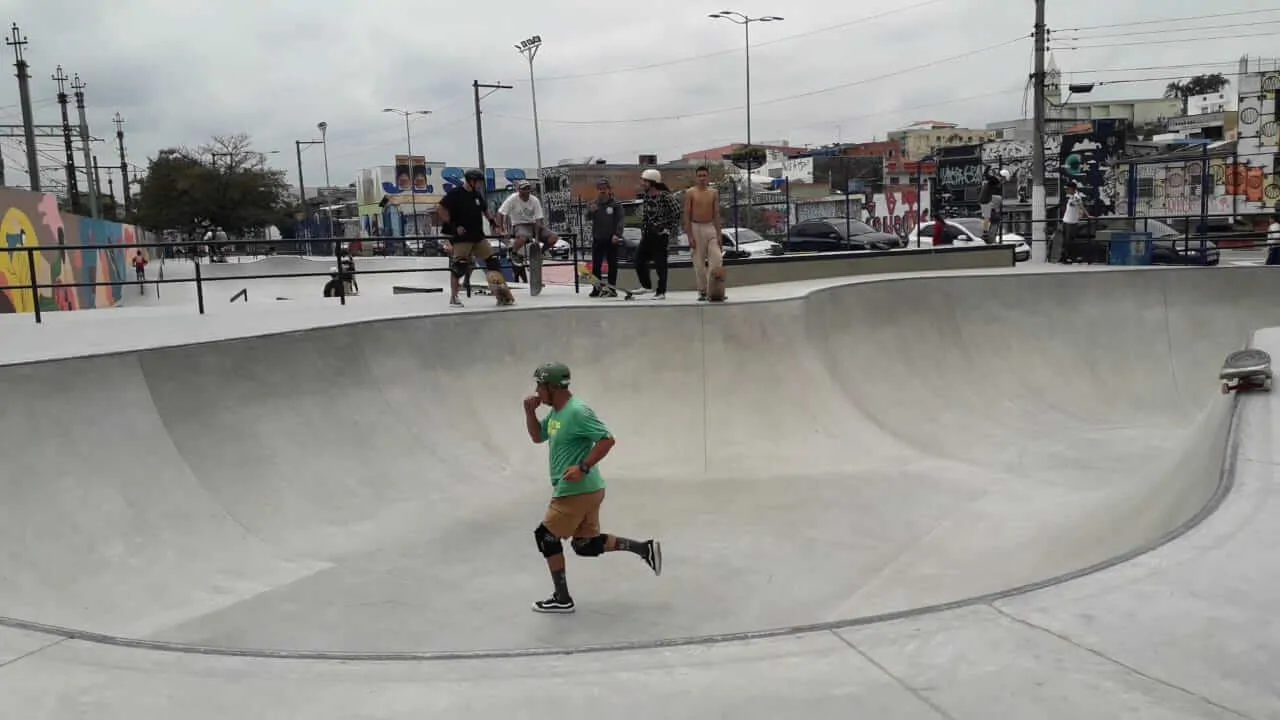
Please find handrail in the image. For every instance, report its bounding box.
[3,233,583,323]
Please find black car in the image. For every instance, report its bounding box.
[787,217,902,252]
[1062,216,1219,265]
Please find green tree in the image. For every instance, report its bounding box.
[1164,73,1231,112]
[133,133,290,238]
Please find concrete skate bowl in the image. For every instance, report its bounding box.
[0,267,1272,659]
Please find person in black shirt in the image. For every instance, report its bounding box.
[979,167,1010,240]
[437,169,513,306]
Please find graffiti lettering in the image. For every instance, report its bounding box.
[937,163,983,188]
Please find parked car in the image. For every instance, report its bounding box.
[786,217,902,252]
[671,226,784,259]
[908,217,1032,262]
[1062,216,1219,266]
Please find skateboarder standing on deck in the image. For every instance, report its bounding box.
[524,361,662,613]
[587,178,625,297]
[683,166,723,302]
[637,169,682,299]
[437,169,511,306]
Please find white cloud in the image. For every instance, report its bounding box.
[1,0,1275,191]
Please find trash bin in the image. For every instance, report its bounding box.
[1107,231,1152,266]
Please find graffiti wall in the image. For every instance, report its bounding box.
[0,187,148,314]
[1059,119,1127,216]
[1235,68,1280,214]
[868,187,931,236]
[1117,154,1252,219]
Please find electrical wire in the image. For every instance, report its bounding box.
[486,35,1028,126]
[532,0,953,82]
[1057,29,1280,50]
[1057,7,1280,32]
[1067,19,1280,41]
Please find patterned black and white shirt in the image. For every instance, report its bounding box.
[642,190,683,236]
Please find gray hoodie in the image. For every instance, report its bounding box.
[588,197,626,243]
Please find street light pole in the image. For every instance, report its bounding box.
[709,11,783,149]
[383,108,432,235]
[317,121,330,188]
[516,35,543,190]
[711,11,778,224]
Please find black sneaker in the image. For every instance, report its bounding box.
[697,292,708,302]
[643,540,662,576]
[589,287,601,297]
[532,594,575,613]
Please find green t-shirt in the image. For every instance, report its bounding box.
[540,396,612,497]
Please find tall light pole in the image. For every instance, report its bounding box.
[515,35,543,190]
[383,108,432,235]
[316,121,331,188]
[708,11,783,149]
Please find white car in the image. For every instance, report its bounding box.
[907,217,1031,262]
[672,226,783,259]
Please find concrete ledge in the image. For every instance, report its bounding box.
[627,244,1016,293]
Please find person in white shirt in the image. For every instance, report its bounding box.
[1266,211,1280,265]
[1059,180,1090,262]
[499,180,560,261]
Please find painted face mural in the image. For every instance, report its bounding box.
[0,207,38,313]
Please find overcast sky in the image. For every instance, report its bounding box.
[1,0,1277,192]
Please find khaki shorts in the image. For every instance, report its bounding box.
[449,240,494,262]
[542,489,605,539]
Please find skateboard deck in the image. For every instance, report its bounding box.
[1220,348,1272,393]
[578,266,645,300]
[484,269,517,306]
[529,242,543,296]
[707,266,727,302]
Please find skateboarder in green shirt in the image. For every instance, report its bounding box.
[523,361,662,613]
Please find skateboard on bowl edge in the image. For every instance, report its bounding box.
[529,241,543,297]
[1220,348,1272,394]
[707,266,727,302]
[577,266,646,300]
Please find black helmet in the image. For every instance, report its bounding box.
[464,169,484,183]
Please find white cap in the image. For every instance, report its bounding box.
[641,168,662,183]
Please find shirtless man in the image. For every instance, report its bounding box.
[683,166,722,301]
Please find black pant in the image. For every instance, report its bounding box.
[591,238,618,286]
[635,230,668,295]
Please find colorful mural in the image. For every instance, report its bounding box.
[0,186,149,314]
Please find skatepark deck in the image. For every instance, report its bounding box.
[0,265,1278,718]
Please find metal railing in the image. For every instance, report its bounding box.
[3,233,583,324]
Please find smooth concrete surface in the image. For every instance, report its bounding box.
[0,265,1277,718]
[657,242,1015,292]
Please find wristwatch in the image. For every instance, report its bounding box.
[578,462,591,474]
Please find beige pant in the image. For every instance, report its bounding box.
[690,222,723,291]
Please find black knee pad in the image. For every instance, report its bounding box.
[534,523,563,558]
[571,535,606,557]
[483,255,503,272]
[450,258,471,278]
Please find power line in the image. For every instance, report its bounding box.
[1057,7,1280,32]
[487,35,1028,126]
[1068,19,1280,41]
[1058,29,1280,50]
[531,0,953,82]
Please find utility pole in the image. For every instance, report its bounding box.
[295,138,324,252]
[316,121,330,187]
[113,113,131,217]
[473,80,512,174]
[1031,0,1047,252]
[71,73,99,218]
[52,65,80,211]
[7,23,40,191]
[92,155,106,216]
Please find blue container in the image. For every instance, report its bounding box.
[1108,232,1153,266]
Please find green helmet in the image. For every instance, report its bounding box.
[534,361,571,388]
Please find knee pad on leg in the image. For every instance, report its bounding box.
[483,255,503,273]
[534,523,563,558]
[571,535,606,557]
[450,258,471,278]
